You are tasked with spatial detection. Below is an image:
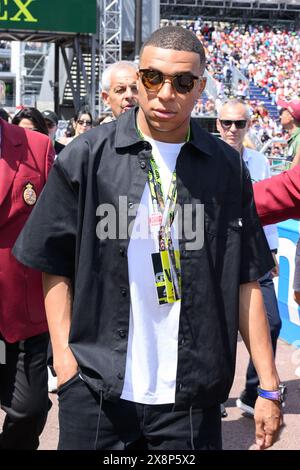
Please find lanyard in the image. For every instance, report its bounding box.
[137,127,190,302]
[148,157,177,251]
[137,126,190,251]
[148,157,180,298]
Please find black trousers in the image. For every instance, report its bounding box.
[0,332,50,449]
[245,271,282,397]
[58,374,222,450]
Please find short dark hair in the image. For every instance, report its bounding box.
[140,26,206,70]
[74,107,93,124]
[12,107,48,135]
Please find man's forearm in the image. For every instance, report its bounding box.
[42,273,78,380]
[239,281,279,389]
[43,273,72,354]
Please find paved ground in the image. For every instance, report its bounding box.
[1,337,299,450]
[222,337,300,450]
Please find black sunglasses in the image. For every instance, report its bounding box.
[139,69,201,94]
[219,120,248,129]
[77,119,92,126]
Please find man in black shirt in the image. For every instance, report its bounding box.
[14,26,282,451]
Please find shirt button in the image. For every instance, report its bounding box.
[178,383,183,391]
[118,329,126,338]
[121,288,127,297]
[140,161,146,169]
[117,373,123,380]
[180,338,185,346]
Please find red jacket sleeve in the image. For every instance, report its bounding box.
[253,165,300,225]
[46,138,55,179]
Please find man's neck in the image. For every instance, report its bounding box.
[231,143,243,154]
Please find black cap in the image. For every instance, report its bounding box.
[42,110,58,125]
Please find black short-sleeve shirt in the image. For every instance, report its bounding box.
[13,108,274,409]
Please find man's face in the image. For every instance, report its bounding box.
[280,109,294,130]
[137,46,206,143]
[217,103,249,152]
[101,66,138,117]
[45,119,57,140]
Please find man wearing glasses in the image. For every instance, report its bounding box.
[217,99,282,419]
[13,27,281,450]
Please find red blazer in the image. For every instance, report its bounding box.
[0,118,54,342]
[254,165,300,226]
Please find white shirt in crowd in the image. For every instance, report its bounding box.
[243,147,278,250]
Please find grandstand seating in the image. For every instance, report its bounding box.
[248,82,279,120]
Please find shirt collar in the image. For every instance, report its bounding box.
[242,146,251,163]
[115,106,214,157]
[115,107,142,149]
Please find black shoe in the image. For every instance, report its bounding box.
[236,390,256,416]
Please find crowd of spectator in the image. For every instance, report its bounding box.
[161,18,300,157]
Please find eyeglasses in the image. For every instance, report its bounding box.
[139,69,201,94]
[219,120,248,129]
[77,119,92,126]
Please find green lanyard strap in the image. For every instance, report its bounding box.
[137,127,190,302]
[148,157,177,250]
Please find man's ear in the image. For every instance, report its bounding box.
[216,118,222,134]
[101,91,110,106]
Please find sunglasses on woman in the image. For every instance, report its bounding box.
[219,120,248,129]
[139,69,201,94]
[77,119,92,126]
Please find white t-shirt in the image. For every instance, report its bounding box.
[121,136,184,405]
[243,147,278,250]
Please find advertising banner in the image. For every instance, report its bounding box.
[276,219,300,346]
[0,0,97,34]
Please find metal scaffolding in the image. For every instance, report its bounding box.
[99,0,123,113]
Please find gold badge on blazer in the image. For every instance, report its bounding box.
[23,182,37,206]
